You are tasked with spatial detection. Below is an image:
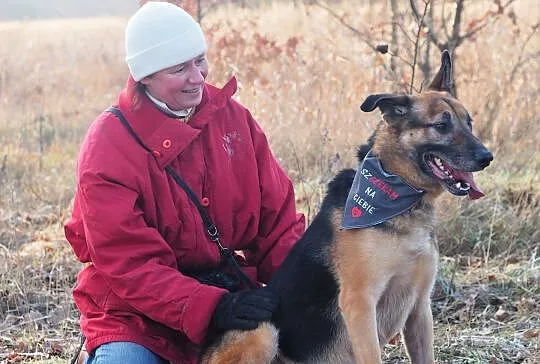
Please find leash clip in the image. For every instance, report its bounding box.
[207,225,220,241]
[207,225,229,256]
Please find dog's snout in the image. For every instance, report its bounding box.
[476,149,493,168]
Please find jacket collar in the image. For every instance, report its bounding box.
[144,90,194,118]
[117,76,238,169]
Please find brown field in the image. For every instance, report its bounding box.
[0,1,538,363]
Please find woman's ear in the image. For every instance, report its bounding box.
[139,75,152,86]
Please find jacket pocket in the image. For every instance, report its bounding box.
[74,267,130,312]
[73,267,110,311]
[103,289,131,311]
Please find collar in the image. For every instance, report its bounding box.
[117,76,238,169]
[144,91,193,119]
[341,150,425,229]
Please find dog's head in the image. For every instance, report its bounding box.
[360,50,493,199]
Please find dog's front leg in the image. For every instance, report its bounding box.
[403,299,435,364]
[339,291,381,364]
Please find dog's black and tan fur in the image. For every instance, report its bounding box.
[201,51,493,364]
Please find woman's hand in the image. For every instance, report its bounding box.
[210,287,278,331]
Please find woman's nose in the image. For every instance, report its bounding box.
[187,66,204,84]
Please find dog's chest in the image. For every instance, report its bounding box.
[386,226,439,290]
[375,227,439,340]
[399,225,436,257]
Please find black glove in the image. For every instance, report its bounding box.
[210,287,278,331]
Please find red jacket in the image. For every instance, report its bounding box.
[64,77,305,363]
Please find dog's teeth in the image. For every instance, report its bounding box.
[434,158,447,173]
[455,182,470,191]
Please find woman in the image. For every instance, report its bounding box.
[64,2,305,363]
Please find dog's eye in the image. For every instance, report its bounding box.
[432,112,452,133]
[442,111,452,122]
[434,122,451,133]
[466,115,473,130]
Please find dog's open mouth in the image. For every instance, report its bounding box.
[424,155,485,200]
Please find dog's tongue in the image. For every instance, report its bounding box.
[452,170,485,200]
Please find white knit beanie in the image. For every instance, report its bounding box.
[125,2,208,82]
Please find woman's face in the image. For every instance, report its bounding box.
[141,54,208,110]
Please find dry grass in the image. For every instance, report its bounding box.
[0,1,538,362]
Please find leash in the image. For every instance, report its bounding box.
[69,106,259,364]
[106,106,257,290]
[69,333,85,364]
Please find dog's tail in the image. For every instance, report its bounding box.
[200,322,279,364]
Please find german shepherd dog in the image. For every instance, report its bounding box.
[201,50,493,364]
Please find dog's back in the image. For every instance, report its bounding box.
[269,168,356,362]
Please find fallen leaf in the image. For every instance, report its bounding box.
[494,306,510,321]
[523,329,539,340]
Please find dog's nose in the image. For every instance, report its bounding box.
[476,149,493,168]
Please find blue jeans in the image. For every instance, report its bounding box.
[86,341,168,364]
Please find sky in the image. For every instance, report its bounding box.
[0,0,138,21]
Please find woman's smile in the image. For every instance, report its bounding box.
[183,87,202,94]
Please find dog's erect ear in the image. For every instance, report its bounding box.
[428,50,454,95]
[360,93,411,124]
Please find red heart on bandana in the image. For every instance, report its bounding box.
[351,206,362,218]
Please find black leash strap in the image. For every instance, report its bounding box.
[69,333,85,364]
[106,106,257,290]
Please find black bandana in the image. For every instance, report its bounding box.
[341,151,425,229]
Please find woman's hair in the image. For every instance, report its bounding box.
[127,80,146,111]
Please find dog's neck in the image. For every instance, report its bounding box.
[370,128,444,205]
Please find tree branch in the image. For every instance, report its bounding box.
[441,0,450,39]
[410,0,445,50]
[311,0,379,53]
[388,50,415,69]
[456,0,517,46]
[394,21,416,45]
[508,22,540,84]
[410,0,431,94]
[450,0,465,49]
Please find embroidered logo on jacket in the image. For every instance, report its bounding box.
[222,131,241,157]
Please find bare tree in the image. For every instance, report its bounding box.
[310,0,519,95]
[390,0,399,73]
[309,0,380,54]
[418,2,433,84]
[409,0,517,95]
[478,22,540,140]
[409,0,430,94]
[409,0,517,55]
